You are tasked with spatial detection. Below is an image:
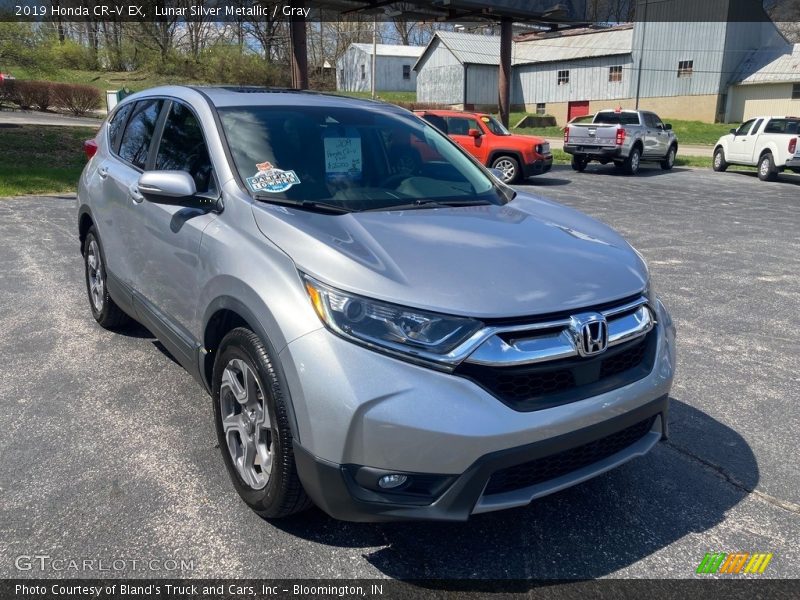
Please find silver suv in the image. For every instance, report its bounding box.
[78,86,676,522]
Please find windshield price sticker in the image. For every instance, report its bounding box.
[324,135,362,181]
[246,161,301,193]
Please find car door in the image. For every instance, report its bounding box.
[641,112,662,158]
[729,119,760,162]
[97,98,164,289]
[127,99,220,343]
[651,114,670,157]
[445,116,487,163]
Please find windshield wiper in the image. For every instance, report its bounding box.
[253,196,351,214]
[363,199,492,212]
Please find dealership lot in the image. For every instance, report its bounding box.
[0,165,798,579]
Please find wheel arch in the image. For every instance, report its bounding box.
[488,149,524,167]
[201,295,301,440]
[78,205,94,253]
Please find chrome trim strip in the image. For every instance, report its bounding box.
[464,299,652,368]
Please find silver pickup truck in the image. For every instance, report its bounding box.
[564,109,679,175]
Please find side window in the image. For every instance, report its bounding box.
[422,114,447,133]
[749,119,763,135]
[118,99,163,170]
[446,116,479,135]
[155,102,217,195]
[735,119,755,136]
[107,103,133,152]
[643,113,657,128]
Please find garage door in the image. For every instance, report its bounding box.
[568,100,590,121]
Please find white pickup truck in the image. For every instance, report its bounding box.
[713,116,800,181]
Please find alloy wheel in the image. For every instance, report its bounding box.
[494,159,516,182]
[86,239,104,312]
[219,358,273,490]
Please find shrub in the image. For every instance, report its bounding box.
[52,83,101,116]
[13,80,54,111]
[0,79,16,107]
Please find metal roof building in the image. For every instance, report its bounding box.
[415,16,794,124]
[336,43,424,93]
[727,44,800,121]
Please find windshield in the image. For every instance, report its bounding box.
[593,112,641,125]
[218,105,502,212]
[482,116,511,136]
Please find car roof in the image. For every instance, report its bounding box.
[120,85,411,113]
[416,109,489,119]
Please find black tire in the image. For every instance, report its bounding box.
[623,146,641,175]
[712,147,728,172]
[613,160,625,170]
[83,227,130,329]
[212,327,312,519]
[660,145,677,170]
[491,155,521,183]
[571,155,588,172]
[757,152,777,181]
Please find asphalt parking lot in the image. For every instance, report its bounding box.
[0,164,798,580]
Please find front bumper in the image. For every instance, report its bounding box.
[523,154,554,177]
[564,143,623,159]
[279,299,676,522]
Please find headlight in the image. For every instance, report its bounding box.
[302,275,483,363]
[535,144,543,154]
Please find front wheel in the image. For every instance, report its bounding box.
[212,327,312,519]
[757,153,777,181]
[660,146,676,170]
[491,155,521,183]
[712,147,728,172]
[571,155,588,172]
[624,147,641,175]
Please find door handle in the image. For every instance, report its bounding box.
[98,166,109,179]
[128,185,144,204]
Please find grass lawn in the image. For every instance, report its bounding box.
[5,65,192,93]
[335,90,417,103]
[0,125,94,196]
[512,118,733,146]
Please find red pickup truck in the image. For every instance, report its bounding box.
[414,109,552,183]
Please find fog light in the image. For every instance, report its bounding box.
[377,474,408,489]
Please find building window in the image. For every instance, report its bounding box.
[609,65,623,83]
[361,64,366,80]
[403,65,410,80]
[557,70,569,85]
[677,60,693,78]
[793,83,800,99]
[536,103,546,115]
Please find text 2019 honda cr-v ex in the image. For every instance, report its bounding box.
[77,86,675,522]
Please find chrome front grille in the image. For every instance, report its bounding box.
[464,296,654,368]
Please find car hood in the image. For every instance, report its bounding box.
[251,192,648,318]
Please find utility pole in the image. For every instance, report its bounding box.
[290,7,309,90]
[635,0,648,109]
[371,15,377,99]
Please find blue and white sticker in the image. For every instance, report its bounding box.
[246,161,301,193]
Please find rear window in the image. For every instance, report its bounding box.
[763,119,799,134]
[593,112,641,125]
[118,99,163,169]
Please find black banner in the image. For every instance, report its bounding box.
[2,579,799,600]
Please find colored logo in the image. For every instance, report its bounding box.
[696,552,773,574]
[246,162,301,194]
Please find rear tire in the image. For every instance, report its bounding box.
[712,147,728,172]
[83,227,130,329]
[624,146,641,175]
[212,327,312,519]
[571,155,588,172]
[660,145,676,170]
[757,152,777,181]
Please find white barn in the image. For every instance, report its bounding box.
[336,43,424,93]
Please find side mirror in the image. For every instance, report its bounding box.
[730,128,737,135]
[467,128,482,138]
[138,171,219,210]
[664,123,672,130]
